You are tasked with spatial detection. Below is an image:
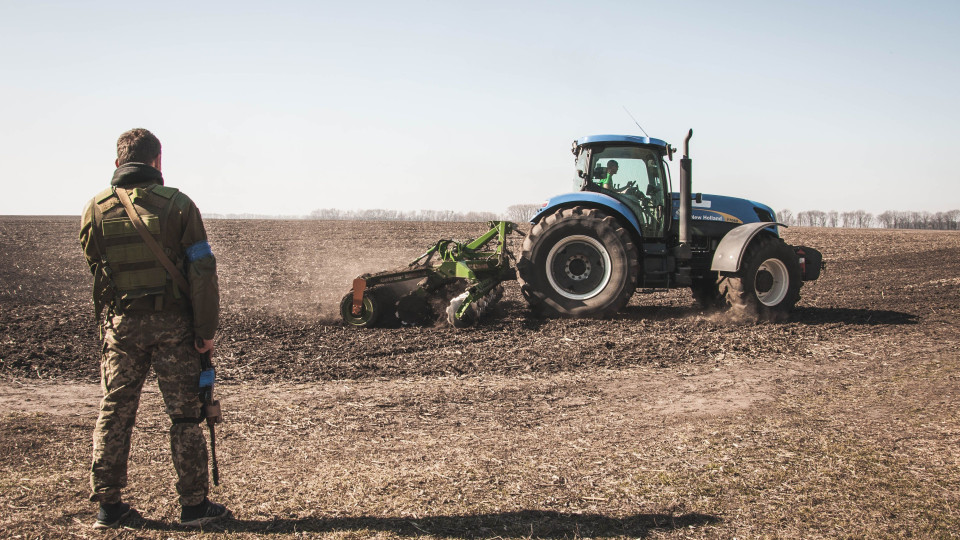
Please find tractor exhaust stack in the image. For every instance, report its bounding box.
[677,129,694,259]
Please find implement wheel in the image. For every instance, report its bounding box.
[340,290,380,327]
[718,236,801,321]
[517,207,638,317]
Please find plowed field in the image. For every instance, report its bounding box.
[1,217,958,538]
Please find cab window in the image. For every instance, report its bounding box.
[590,146,667,237]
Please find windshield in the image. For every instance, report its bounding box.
[589,145,667,236]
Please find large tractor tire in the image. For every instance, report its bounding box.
[517,206,639,317]
[691,271,725,309]
[717,235,801,321]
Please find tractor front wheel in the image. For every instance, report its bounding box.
[517,207,638,317]
[718,236,801,321]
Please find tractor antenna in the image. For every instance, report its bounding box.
[622,106,650,138]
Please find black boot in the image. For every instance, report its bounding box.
[180,498,230,527]
[93,501,133,529]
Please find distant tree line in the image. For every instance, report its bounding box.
[504,204,542,222]
[212,205,957,230]
[778,209,960,230]
[307,208,501,222]
[208,204,543,222]
[306,204,543,223]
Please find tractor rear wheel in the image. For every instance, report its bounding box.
[517,207,639,317]
[718,236,801,320]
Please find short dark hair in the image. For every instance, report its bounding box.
[116,128,161,165]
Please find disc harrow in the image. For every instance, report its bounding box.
[340,221,518,328]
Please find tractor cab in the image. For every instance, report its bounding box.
[573,135,671,239]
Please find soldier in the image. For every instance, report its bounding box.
[79,128,229,528]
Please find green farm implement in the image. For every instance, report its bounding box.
[340,221,518,328]
[341,128,824,329]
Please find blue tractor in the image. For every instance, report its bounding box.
[517,130,823,320]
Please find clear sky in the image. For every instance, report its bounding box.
[1,0,957,216]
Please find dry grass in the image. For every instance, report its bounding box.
[3,338,960,538]
[3,221,960,537]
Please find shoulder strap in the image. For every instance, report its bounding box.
[150,185,180,199]
[86,198,111,322]
[95,187,115,204]
[89,197,106,256]
[114,187,191,297]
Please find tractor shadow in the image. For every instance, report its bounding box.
[789,306,918,325]
[516,304,702,330]
[559,304,917,326]
[132,510,721,537]
[502,298,918,328]
[618,304,702,320]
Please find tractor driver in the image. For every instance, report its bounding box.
[597,160,618,189]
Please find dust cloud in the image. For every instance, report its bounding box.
[209,220,480,322]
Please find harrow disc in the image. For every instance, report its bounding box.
[445,284,505,328]
[396,293,432,326]
[446,291,476,328]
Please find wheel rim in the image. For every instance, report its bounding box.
[545,235,612,300]
[343,295,375,326]
[754,258,789,307]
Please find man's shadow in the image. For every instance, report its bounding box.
[132,510,720,537]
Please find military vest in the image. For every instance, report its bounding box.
[90,184,186,312]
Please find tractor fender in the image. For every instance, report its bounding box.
[532,192,643,236]
[710,222,785,273]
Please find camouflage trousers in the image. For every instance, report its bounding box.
[90,310,209,506]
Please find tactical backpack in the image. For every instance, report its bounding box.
[88,184,187,316]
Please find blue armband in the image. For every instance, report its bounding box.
[198,368,216,389]
[186,240,214,262]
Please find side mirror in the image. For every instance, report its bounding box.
[695,193,703,204]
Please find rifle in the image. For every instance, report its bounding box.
[197,339,222,486]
